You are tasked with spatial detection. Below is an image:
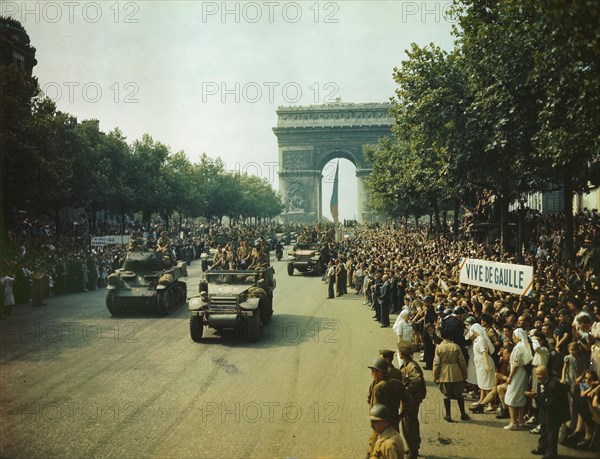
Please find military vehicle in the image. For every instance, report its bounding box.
[106,250,187,316]
[188,266,275,343]
[287,242,324,276]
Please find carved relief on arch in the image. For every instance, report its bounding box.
[282,150,312,170]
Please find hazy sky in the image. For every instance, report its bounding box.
[5,0,455,220]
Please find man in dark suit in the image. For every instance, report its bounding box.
[526,365,570,459]
[379,275,391,328]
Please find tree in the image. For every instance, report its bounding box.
[0,39,40,230]
[526,0,600,260]
[129,134,170,228]
[453,0,545,250]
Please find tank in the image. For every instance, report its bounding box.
[106,250,187,316]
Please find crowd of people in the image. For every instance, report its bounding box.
[315,212,599,458]
[2,208,600,458]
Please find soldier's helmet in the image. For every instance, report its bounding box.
[453,306,466,315]
[436,304,445,314]
[443,308,453,318]
[464,316,477,326]
[369,404,392,421]
[367,358,389,373]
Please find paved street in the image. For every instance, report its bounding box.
[0,257,594,459]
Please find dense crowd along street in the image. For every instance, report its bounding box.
[2,211,599,458]
[2,1,600,458]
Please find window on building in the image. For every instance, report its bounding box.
[12,51,25,71]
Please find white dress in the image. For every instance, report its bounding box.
[1,276,15,306]
[504,345,528,407]
[473,337,495,390]
[466,344,478,385]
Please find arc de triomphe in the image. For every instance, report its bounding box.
[273,102,394,223]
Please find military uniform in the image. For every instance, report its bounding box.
[127,237,145,252]
[368,375,413,431]
[250,250,269,269]
[369,427,405,459]
[387,365,402,381]
[156,234,171,253]
[399,358,426,459]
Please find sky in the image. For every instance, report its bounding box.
[5,0,455,220]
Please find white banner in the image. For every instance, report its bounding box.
[91,235,130,247]
[459,258,534,296]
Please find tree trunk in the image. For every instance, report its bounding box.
[453,198,460,238]
[54,207,61,235]
[431,196,441,234]
[499,183,511,252]
[563,168,574,262]
[90,203,97,234]
[121,213,126,234]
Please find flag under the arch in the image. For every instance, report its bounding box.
[330,160,339,224]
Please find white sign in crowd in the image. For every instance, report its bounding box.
[459,258,534,296]
[90,235,130,247]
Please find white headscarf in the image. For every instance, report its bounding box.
[513,328,533,365]
[471,323,495,354]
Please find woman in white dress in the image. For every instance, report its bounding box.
[392,309,413,345]
[503,328,533,430]
[464,323,478,392]
[1,274,16,315]
[469,323,496,412]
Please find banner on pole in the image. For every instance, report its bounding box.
[459,258,534,296]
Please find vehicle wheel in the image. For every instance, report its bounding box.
[106,291,122,316]
[287,264,294,276]
[189,314,203,342]
[178,282,187,305]
[259,298,273,325]
[245,312,262,342]
[157,289,174,315]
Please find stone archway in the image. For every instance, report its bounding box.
[273,102,393,223]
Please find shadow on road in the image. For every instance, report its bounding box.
[190,312,341,349]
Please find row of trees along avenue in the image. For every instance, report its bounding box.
[365,0,599,261]
[1,17,283,235]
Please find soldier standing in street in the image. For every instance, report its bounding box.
[367,358,414,432]
[367,404,405,459]
[326,261,335,299]
[31,266,47,307]
[379,349,402,381]
[397,342,426,459]
[335,259,346,297]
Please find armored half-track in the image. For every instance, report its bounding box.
[287,242,324,276]
[188,267,275,343]
[106,250,187,316]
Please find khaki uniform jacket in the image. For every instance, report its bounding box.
[368,376,414,424]
[399,359,427,404]
[369,427,405,459]
[433,339,468,383]
[387,366,403,381]
[237,246,251,261]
